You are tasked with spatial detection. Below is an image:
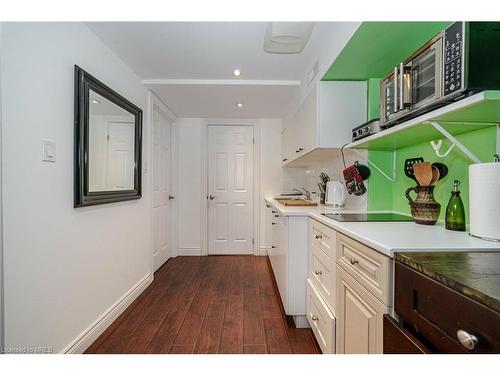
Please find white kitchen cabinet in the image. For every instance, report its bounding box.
[336,265,389,354]
[267,207,309,326]
[282,81,367,166]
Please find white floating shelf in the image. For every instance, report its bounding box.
[346,91,500,151]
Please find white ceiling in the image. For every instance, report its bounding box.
[86,22,350,118]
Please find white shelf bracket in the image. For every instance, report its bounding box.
[427,121,482,164]
[351,149,396,182]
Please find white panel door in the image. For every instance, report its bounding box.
[208,126,253,254]
[107,121,135,190]
[152,107,172,271]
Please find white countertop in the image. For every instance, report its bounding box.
[265,197,500,257]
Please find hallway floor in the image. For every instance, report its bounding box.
[85,256,320,354]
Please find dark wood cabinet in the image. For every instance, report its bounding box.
[385,262,500,354]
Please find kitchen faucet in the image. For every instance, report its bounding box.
[293,188,311,200]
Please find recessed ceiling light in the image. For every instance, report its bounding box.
[91,99,101,104]
[233,69,241,77]
[237,103,243,108]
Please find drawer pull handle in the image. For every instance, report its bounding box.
[311,316,319,322]
[349,258,359,265]
[272,223,276,225]
[315,234,323,239]
[314,270,322,276]
[271,246,276,249]
[457,330,478,350]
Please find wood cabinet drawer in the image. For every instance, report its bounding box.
[310,219,336,260]
[336,266,389,354]
[395,262,500,353]
[336,233,391,306]
[307,279,336,354]
[383,315,430,354]
[310,243,336,314]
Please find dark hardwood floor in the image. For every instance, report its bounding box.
[85,255,320,354]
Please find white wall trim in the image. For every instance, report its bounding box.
[62,272,153,354]
[202,119,261,256]
[0,21,4,350]
[177,247,203,256]
[142,79,301,86]
[258,247,269,256]
[148,92,179,264]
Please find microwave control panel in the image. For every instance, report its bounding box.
[443,22,464,96]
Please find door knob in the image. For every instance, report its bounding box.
[168,195,175,200]
[311,316,319,322]
[457,330,478,350]
[209,195,215,200]
[314,270,322,276]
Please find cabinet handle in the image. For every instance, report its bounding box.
[275,215,279,218]
[272,210,276,214]
[272,223,276,225]
[314,270,322,276]
[349,258,359,265]
[311,316,319,322]
[457,330,478,350]
[168,195,175,200]
[266,204,271,208]
[296,147,303,153]
[315,234,322,239]
[271,246,276,249]
[282,158,288,162]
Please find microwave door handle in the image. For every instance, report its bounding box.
[393,67,398,113]
[399,62,404,110]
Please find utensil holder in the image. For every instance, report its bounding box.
[405,186,441,225]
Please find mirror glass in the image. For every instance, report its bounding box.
[88,90,136,192]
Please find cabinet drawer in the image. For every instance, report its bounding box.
[383,315,430,354]
[307,279,336,354]
[336,233,391,306]
[310,219,336,260]
[395,262,500,354]
[310,243,336,314]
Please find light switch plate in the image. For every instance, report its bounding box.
[42,139,56,162]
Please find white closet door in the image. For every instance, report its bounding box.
[106,121,134,190]
[152,107,172,271]
[208,126,253,254]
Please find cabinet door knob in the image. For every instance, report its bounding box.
[457,330,478,350]
[311,316,319,322]
[349,258,359,265]
[315,234,322,239]
[209,195,215,200]
[266,204,271,208]
[314,270,322,276]
[168,195,175,200]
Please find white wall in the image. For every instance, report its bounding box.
[177,118,204,255]
[1,23,151,353]
[0,21,4,350]
[176,118,283,255]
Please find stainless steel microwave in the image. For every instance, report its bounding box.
[380,22,500,127]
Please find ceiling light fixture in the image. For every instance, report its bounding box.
[237,103,243,108]
[233,69,241,77]
[91,99,101,104]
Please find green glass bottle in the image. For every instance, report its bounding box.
[445,180,466,231]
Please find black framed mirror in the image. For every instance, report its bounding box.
[74,65,143,207]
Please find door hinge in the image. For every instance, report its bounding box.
[252,238,255,245]
[253,137,255,144]
[107,134,110,141]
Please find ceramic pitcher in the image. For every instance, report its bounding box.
[405,186,441,225]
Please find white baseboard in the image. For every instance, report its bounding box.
[293,315,310,328]
[177,247,202,256]
[62,273,153,354]
[258,246,269,256]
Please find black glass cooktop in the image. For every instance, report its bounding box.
[322,212,413,222]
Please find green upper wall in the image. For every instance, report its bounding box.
[322,22,451,81]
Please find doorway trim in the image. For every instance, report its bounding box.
[201,119,261,256]
[147,92,178,273]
